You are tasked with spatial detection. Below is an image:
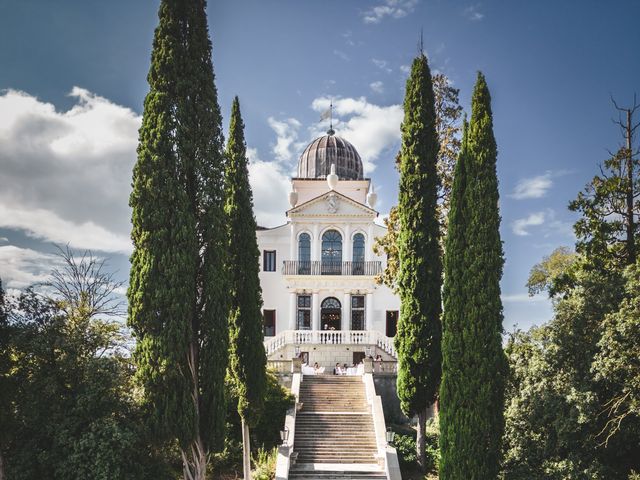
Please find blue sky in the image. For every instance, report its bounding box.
[1,0,639,331]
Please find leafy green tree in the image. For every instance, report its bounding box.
[569,99,640,270]
[593,263,640,445]
[0,278,10,480]
[373,73,462,292]
[2,250,174,480]
[440,73,507,480]
[128,0,228,478]
[224,97,267,480]
[526,246,578,297]
[395,52,442,470]
[503,253,640,479]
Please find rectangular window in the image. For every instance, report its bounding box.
[351,295,365,330]
[386,310,398,337]
[297,295,311,330]
[263,309,276,337]
[263,250,276,272]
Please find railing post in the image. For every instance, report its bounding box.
[364,357,373,374]
[291,357,302,374]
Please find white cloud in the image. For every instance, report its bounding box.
[0,204,132,253]
[501,293,547,304]
[372,58,392,73]
[400,64,411,74]
[511,172,553,199]
[0,88,140,253]
[511,209,574,238]
[0,245,58,289]
[333,49,350,61]
[363,0,419,24]
[246,148,290,227]
[267,116,302,162]
[311,96,403,174]
[512,211,546,236]
[369,81,384,94]
[463,4,485,21]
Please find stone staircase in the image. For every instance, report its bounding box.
[289,376,386,480]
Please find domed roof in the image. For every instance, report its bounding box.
[297,131,363,180]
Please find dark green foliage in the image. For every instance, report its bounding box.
[128,0,228,464]
[128,0,199,447]
[503,264,640,479]
[223,372,295,453]
[393,421,440,476]
[395,50,441,418]
[225,97,267,426]
[569,147,640,270]
[440,72,507,479]
[593,263,640,437]
[526,246,578,297]
[395,52,442,470]
[2,289,174,480]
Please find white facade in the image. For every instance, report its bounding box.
[257,134,400,366]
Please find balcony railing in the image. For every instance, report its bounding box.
[264,329,397,358]
[282,260,382,276]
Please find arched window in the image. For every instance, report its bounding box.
[298,233,311,274]
[320,297,341,330]
[352,233,365,275]
[321,229,342,274]
[321,297,341,310]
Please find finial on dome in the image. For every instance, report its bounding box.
[327,163,339,190]
[327,99,335,135]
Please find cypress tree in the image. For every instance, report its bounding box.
[395,52,442,470]
[225,97,267,480]
[128,1,228,478]
[440,72,507,479]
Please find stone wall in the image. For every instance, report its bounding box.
[268,343,396,369]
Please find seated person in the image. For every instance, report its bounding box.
[313,362,321,374]
[343,363,348,375]
[334,362,341,375]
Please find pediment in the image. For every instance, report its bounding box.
[287,190,377,218]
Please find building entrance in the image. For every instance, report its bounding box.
[321,297,341,330]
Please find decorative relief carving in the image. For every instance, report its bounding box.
[326,192,339,213]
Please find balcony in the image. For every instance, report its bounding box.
[282,260,382,276]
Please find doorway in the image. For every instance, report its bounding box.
[386,310,398,337]
[321,297,341,330]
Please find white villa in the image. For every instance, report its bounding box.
[258,129,400,369]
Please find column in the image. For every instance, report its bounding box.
[312,224,320,261]
[366,224,374,261]
[312,292,320,331]
[289,223,295,260]
[343,291,350,331]
[343,224,351,261]
[366,292,374,331]
[289,292,297,330]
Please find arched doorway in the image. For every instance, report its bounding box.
[321,297,341,330]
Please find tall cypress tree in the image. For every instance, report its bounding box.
[395,52,442,470]
[440,72,507,479]
[225,97,267,480]
[128,1,228,478]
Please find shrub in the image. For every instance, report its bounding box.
[252,447,277,480]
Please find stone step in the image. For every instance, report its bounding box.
[289,475,386,480]
[295,456,378,464]
[291,376,380,472]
